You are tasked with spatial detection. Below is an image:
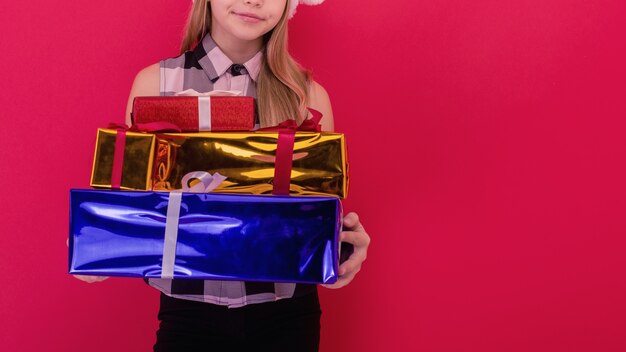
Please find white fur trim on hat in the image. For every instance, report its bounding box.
[288,0,325,19]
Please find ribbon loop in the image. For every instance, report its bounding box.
[181,171,227,193]
[257,108,323,133]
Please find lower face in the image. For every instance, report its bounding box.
[210,0,287,44]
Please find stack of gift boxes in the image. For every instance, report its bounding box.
[69,95,348,284]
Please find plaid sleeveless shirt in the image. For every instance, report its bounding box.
[146,34,316,308]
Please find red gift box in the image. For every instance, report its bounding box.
[131,96,255,131]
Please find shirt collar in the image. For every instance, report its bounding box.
[194,34,263,82]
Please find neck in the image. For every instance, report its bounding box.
[210,30,263,64]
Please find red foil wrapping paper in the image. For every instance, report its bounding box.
[131,96,255,131]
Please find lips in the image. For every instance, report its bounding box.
[233,11,264,23]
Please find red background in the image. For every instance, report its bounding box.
[2,0,626,351]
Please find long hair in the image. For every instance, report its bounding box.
[180,0,311,126]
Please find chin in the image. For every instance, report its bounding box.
[231,28,271,42]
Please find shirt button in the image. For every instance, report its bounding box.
[231,64,244,76]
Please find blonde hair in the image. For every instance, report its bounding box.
[181,0,311,126]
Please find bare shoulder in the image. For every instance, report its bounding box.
[125,63,160,126]
[135,63,160,87]
[308,80,334,132]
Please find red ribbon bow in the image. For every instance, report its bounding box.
[257,108,323,195]
[257,108,322,133]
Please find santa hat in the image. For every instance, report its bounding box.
[288,0,325,19]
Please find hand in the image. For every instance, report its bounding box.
[73,274,109,284]
[322,212,370,289]
[67,238,109,284]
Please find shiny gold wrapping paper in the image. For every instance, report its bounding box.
[90,128,156,190]
[153,132,348,198]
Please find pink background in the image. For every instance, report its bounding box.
[2,0,626,351]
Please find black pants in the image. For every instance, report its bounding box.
[154,291,321,352]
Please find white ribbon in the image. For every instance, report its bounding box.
[175,89,243,131]
[181,171,227,193]
[161,191,182,279]
[198,96,212,130]
[161,171,226,279]
[175,89,243,97]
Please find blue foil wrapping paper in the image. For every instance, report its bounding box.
[69,189,341,284]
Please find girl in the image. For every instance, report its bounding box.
[76,0,370,350]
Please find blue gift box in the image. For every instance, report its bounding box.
[69,189,341,284]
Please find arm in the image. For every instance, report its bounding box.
[124,63,160,126]
[70,63,160,284]
[309,81,371,289]
[308,80,334,132]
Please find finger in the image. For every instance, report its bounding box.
[73,275,109,283]
[340,230,370,248]
[322,258,363,289]
[339,257,362,276]
[342,212,360,230]
[321,271,356,289]
[73,275,95,283]
[83,276,108,283]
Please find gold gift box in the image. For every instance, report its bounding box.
[90,130,348,198]
[154,132,348,198]
[90,128,156,190]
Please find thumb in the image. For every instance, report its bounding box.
[342,212,360,229]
